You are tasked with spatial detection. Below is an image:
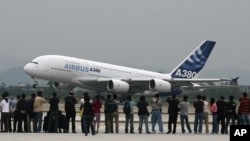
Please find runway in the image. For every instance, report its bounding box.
[0,132,229,141]
[0,122,229,141]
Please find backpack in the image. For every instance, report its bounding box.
[123,101,131,114]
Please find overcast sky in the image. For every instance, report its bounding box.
[1,0,250,74]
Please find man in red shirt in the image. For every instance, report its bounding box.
[238,93,250,125]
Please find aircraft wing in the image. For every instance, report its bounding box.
[170,78,238,90]
[167,78,231,87]
[78,77,232,94]
[78,77,153,94]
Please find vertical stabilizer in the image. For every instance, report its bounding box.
[170,40,216,79]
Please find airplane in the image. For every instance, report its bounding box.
[23,40,231,97]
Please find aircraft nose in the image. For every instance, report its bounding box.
[23,63,32,75]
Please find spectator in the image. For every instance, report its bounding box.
[64,91,77,133]
[216,96,226,134]
[93,95,102,134]
[151,94,163,134]
[79,92,91,133]
[113,94,120,133]
[12,94,21,132]
[193,95,204,134]
[124,95,136,134]
[202,96,209,134]
[82,95,95,136]
[209,97,218,134]
[166,94,179,134]
[16,93,28,133]
[33,91,46,133]
[0,91,10,132]
[47,92,59,133]
[137,95,151,134]
[27,93,35,132]
[238,93,250,125]
[104,94,117,133]
[225,95,237,134]
[178,95,192,134]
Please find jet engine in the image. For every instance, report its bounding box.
[149,79,171,92]
[107,79,129,93]
[53,82,75,90]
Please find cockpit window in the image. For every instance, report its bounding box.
[30,61,39,64]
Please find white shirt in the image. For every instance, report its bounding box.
[79,98,92,104]
[203,100,209,113]
[0,99,10,113]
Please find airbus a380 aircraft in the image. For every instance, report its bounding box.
[23,40,230,96]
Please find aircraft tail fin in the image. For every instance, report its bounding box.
[230,77,239,86]
[170,40,216,79]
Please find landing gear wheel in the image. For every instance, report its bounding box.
[33,84,39,88]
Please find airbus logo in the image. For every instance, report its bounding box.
[64,63,101,73]
[64,63,89,72]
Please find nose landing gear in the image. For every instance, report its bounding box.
[32,76,39,88]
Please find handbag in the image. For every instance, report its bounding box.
[79,104,84,117]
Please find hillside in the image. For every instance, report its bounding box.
[0,67,33,86]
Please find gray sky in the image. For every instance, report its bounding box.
[1,0,250,74]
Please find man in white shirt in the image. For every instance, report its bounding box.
[202,96,209,134]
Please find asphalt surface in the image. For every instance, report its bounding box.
[0,122,230,141]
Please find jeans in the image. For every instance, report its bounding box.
[18,112,28,132]
[240,114,250,125]
[1,112,10,132]
[151,109,163,133]
[33,112,43,132]
[125,114,134,133]
[83,115,95,136]
[212,114,218,134]
[194,112,203,133]
[180,115,192,133]
[217,114,225,134]
[225,113,236,133]
[138,114,150,133]
[66,112,76,132]
[27,114,34,132]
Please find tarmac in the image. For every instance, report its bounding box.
[0,122,229,141]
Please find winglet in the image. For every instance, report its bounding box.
[170,40,216,79]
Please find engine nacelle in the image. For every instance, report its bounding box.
[107,79,129,93]
[149,79,171,92]
[53,82,75,90]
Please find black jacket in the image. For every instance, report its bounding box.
[16,98,28,112]
[83,102,94,117]
[167,98,180,115]
[64,95,77,113]
[49,97,59,112]
[137,101,149,116]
